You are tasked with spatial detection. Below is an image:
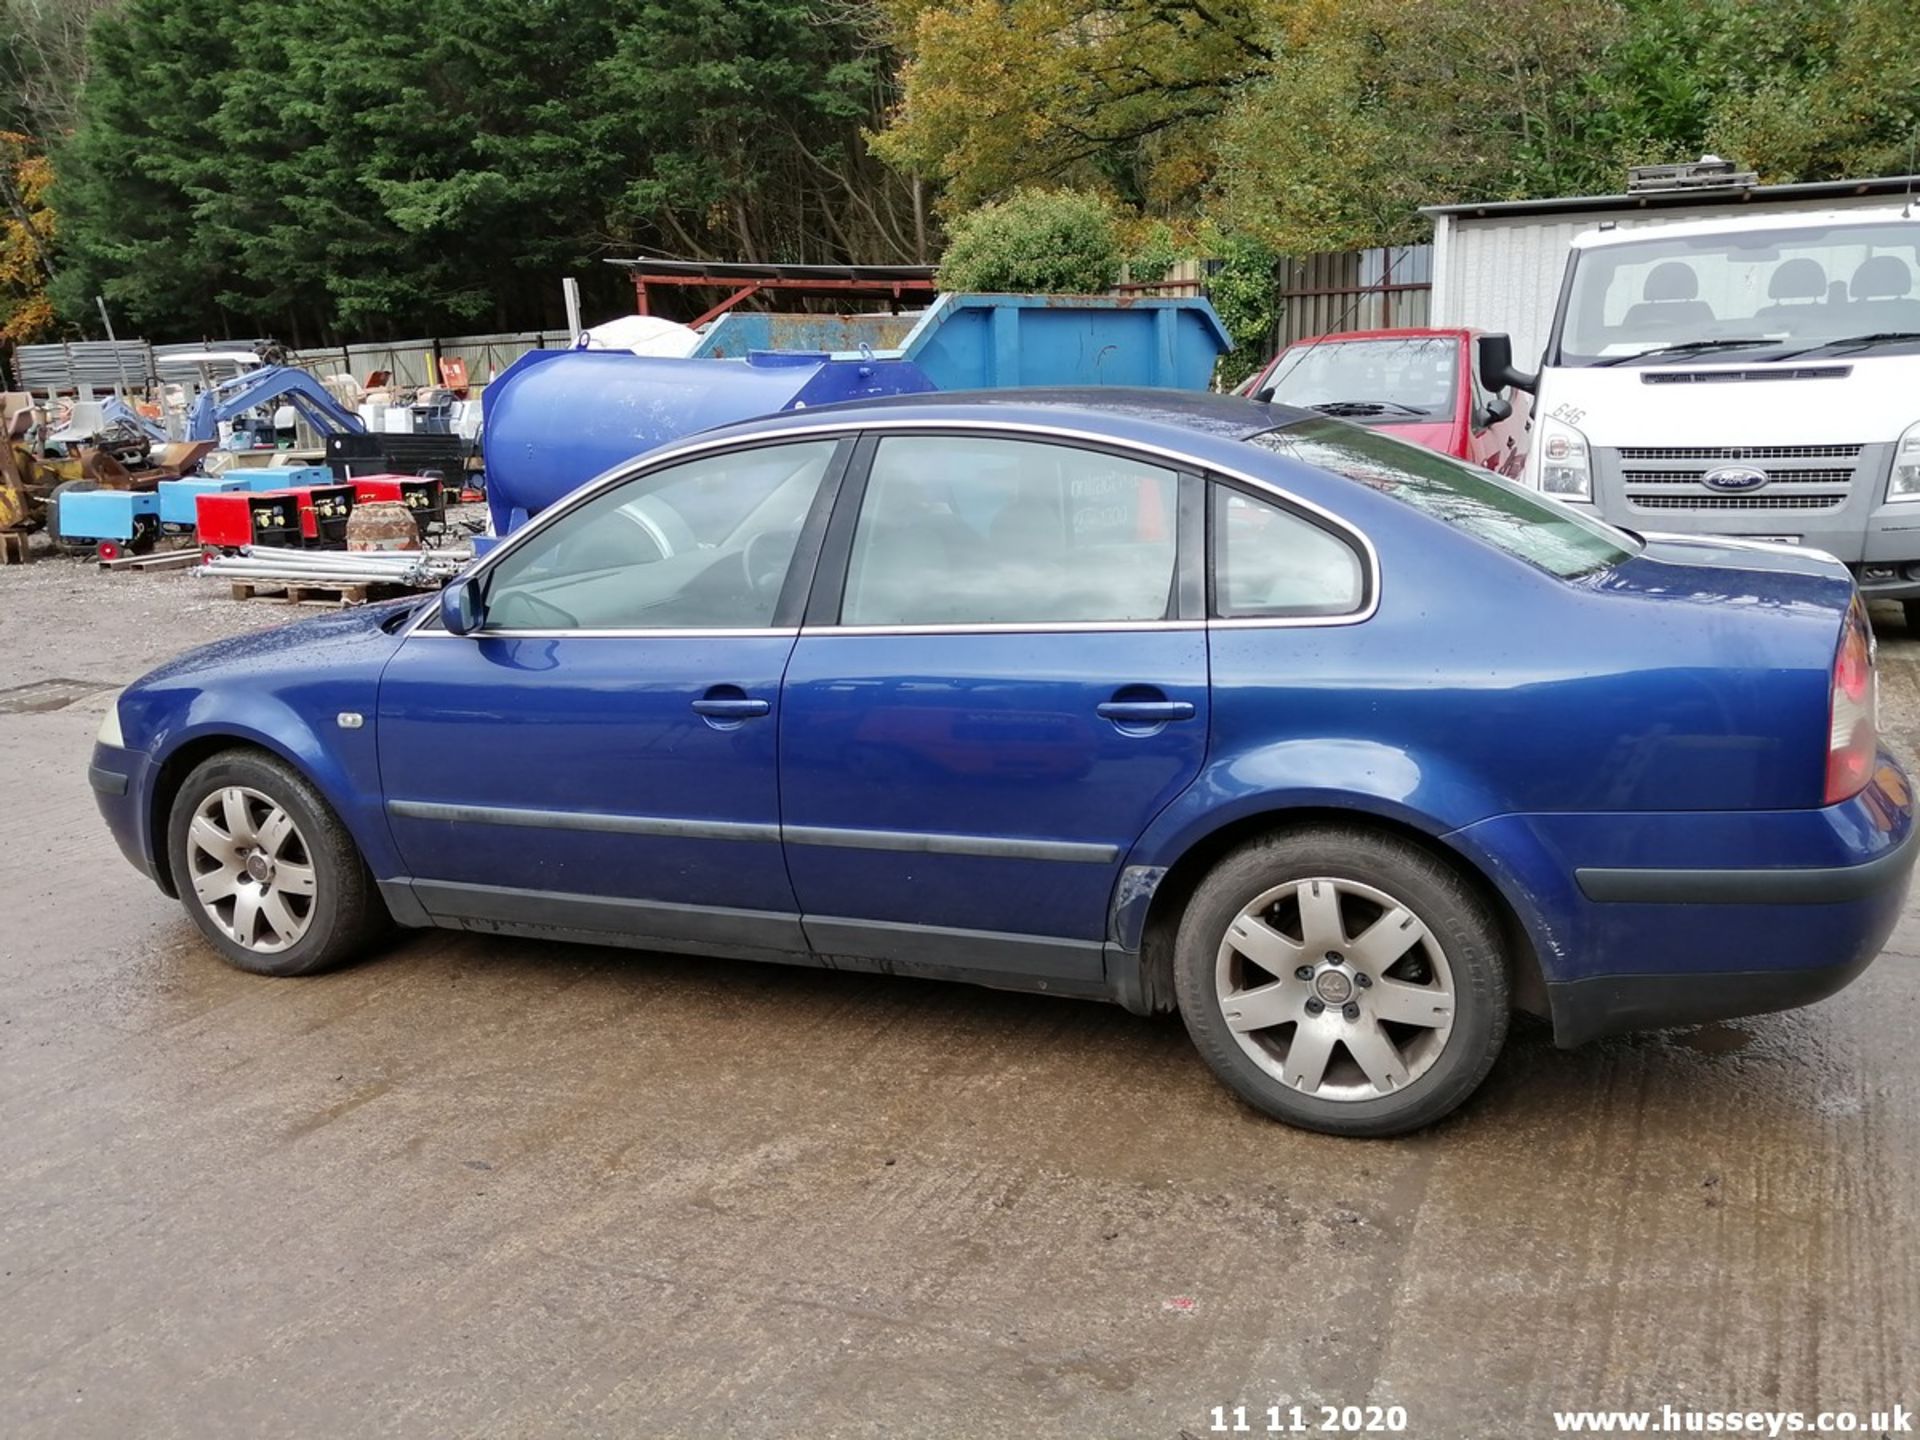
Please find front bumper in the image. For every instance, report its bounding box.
[1573,439,1920,596]
[1450,757,1916,1046]
[1850,561,1920,603]
[91,741,160,886]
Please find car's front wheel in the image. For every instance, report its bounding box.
[1174,826,1510,1137]
[166,750,385,977]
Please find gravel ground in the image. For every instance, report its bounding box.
[1,556,1916,1439]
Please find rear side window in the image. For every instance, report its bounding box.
[841,435,1178,626]
[1212,485,1365,619]
[1252,419,1638,578]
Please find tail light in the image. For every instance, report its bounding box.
[1825,596,1876,804]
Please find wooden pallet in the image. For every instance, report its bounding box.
[0,532,28,565]
[228,578,408,607]
[99,548,200,572]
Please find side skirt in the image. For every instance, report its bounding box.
[387,878,1114,1001]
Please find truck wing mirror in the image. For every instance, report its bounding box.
[1479,396,1513,427]
[1477,333,1537,395]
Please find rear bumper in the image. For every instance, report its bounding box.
[1449,758,1916,1046]
[1545,949,1883,1048]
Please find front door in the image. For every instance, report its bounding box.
[377,436,848,958]
[778,431,1209,986]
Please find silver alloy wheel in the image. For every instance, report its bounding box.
[1214,876,1456,1101]
[185,786,318,954]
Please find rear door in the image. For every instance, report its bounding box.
[777,430,1209,986]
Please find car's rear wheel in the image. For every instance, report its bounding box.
[1174,826,1509,1137]
[166,750,385,977]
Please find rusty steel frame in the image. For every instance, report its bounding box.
[628,269,939,324]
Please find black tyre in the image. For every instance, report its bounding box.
[1173,825,1509,1137]
[1904,599,1920,634]
[166,749,387,977]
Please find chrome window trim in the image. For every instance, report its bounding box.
[801,619,1207,638]
[410,626,799,641]
[403,416,1381,641]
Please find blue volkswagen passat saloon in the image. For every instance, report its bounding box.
[89,392,1914,1135]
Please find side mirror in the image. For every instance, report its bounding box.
[439,575,484,635]
[1477,333,1538,394]
[1480,396,1514,427]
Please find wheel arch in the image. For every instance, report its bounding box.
[1114,805,1551,1023]
[145,721,389,896]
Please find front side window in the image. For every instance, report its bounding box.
[1260,336,1459,422]
[1213,485,1365,619]
[479,440,839,630]
[1253,420,1637,579]
[841,435,1178,627]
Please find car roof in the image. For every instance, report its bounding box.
[1283,327,1469,345]
[1572,206,1919,249]
[706,387,1317,453]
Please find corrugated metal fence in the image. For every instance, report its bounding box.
[1117,246,1434,350]
[9,332,560,396]
[12,251,1432,398]
[11,339,276,392]
[1275,246,1432,345]
[289,331,560,390]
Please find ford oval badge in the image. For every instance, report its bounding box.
[1702,465,1770,493]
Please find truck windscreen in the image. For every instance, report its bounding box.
[1555,218,1920,365]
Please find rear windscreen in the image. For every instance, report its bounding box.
[1251,419,1639,579]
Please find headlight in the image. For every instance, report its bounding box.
[1537,414,1592,500]
[1888,420,1920,501]
[96,691,124,748]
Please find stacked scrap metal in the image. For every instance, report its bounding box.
[197,545,470,590]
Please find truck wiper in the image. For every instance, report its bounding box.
[1590,338,1781,367]
[1776,331,1920,359]
[1309,399,1428,417]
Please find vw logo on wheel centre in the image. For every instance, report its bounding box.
[1702,464,1771,493]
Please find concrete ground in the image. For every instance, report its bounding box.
[1,557,1916,1440]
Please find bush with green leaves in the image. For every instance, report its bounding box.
[936,189,1122,294]
[1207,234,1281,390]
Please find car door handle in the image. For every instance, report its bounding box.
[691,696,770,719]
[1097,700,1195,723]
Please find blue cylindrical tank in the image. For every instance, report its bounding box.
[480,348,935,533]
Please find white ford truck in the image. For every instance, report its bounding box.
[1478,207,1920,623]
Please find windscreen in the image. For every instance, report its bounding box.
[1556,218,1920,364]
[1252,419,1639,579]
[1259,337,1458,420]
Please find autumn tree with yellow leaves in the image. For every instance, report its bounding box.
[0,132,57,345]
[876,0,1920,256]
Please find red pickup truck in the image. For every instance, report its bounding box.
[1241,326,1530,477]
